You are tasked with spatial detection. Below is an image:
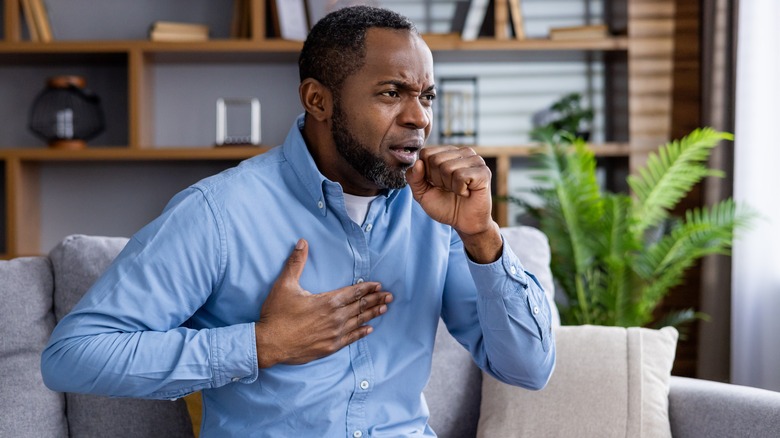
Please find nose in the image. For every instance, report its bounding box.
[398,97,430,130]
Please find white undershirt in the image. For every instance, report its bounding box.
[342,193,378,226]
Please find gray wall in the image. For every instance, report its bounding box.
[4,0,614,252]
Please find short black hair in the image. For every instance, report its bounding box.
[298,6,418,92]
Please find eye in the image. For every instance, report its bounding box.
[382,90,400,98]
[420,93,436,106]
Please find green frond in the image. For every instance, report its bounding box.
[532,139,604,277]
[649,199,744,274]
[635,199,750,318]
[629,128,732,234]
[560,267,608,325]
[651,308,709,339]
[553,139,604,270]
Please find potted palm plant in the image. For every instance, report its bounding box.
[515,128,753,328]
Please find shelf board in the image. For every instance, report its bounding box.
[423,34,629,52]
[0,146,270,161]
[0,143,629,161]
[466,143,630,157]
[0,34,628,54]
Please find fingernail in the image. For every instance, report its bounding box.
[296,239,305,250]
[379,304,387,314]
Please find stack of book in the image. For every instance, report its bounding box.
[149,21,209,42]
[20,0,53,42]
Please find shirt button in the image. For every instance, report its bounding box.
[360,380,370,390]
[353,431,363,438]
[365,223,373,232]
[356,278,364,284]
[231,377,240,382]
[510,265,517,275]
[317,200,324,209]
[533,306,540,315]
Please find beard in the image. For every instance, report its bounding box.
[331,102,410,190]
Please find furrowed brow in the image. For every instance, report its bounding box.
[378,80,436,93]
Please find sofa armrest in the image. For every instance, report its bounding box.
[668,376,780,438]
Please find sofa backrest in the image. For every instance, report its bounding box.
[0,256,67,437]
[47,234,194,438]
[22,225,555,437]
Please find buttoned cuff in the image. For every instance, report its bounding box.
[466,235,528,300]
[468,236,553,351]
[211,322,259,387]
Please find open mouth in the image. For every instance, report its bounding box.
[389,144,422,165]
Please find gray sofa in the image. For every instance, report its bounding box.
[2,230,779,437]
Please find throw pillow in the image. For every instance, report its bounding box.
[477,325,679,438]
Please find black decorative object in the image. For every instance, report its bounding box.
[29,75,105,150]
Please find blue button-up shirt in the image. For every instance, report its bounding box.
[42,115,555,437]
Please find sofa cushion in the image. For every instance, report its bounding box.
[477,325,679,438]
[425,319,483,438]
[49,234,194,438]
[0,257,68,437]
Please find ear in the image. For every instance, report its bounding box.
[299,78,333,122]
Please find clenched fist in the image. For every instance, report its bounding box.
[406,146,503,263]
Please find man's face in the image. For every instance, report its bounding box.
[328,28,435,195]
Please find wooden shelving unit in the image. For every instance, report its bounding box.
[0,0,675,258]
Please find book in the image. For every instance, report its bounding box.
[149,21,209,42]
[231,0,252,38]
[19,0,39,41]
[461,0,490,41]
[268,0,308,41]
[29,0,52,42]
[508,0,525,39]
[549,24,608,40]
[151,21,209,35]
[149,30,209,42]
[450,1,470,34]
[493,0,508,40]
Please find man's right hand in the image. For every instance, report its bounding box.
[254,238,393,368]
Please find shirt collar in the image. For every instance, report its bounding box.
[282,114,329,215]
[281,113,405,215]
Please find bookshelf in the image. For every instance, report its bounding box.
[0,0,676,258]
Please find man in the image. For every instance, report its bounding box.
[42,6,555,437]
